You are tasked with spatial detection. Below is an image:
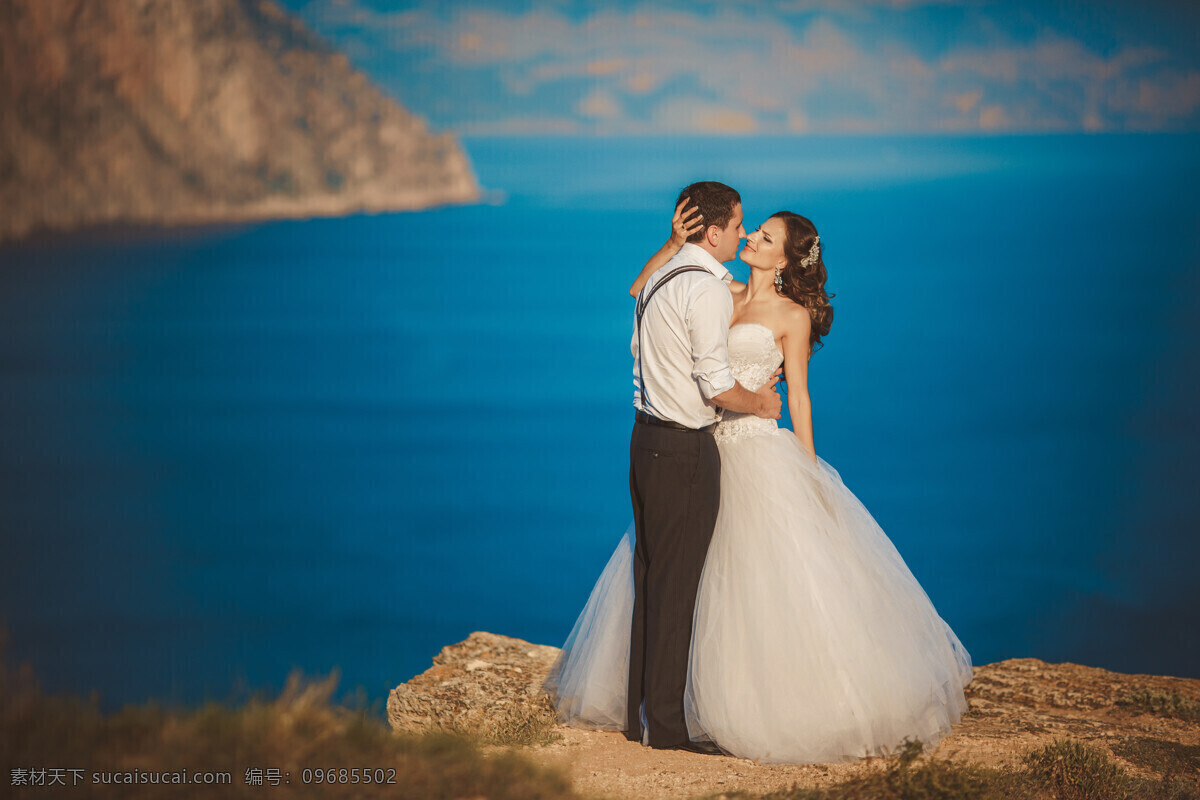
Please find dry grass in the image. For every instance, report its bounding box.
[1113,738,1200,787]
[5,628,1198,800]
[1023,738,1131,800]
[1117,690,1200,722]
[716,738,1199,800]
[1,641,580,799]
[722,739,1032,800]
[474,697,564,747]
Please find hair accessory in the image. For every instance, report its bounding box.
[774,266,783,290]
[800,235,821,270]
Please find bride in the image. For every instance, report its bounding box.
[544,200,973,764]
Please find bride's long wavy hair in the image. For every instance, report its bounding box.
[772,211,834,353]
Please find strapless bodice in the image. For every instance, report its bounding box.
[715,323,783,443]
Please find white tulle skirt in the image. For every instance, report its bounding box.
[544,428,973,764]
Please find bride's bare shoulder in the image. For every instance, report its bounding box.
[782,299,811,335]
[775,296,812,334]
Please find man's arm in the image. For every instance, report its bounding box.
[687,280,783,421]
[713,374,782,419]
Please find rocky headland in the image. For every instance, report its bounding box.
[0,0,478,243]
[389,632,1200,799]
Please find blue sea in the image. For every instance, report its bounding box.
[1,134,1198,712]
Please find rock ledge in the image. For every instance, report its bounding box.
[389,632,1200,800]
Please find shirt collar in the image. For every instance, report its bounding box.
[677,242,734,284]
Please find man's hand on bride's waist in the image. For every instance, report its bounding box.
[754,368,784,419]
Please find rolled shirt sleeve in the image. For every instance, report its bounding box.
[686,280,736,400]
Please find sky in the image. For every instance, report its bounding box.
[276,0,1200,135]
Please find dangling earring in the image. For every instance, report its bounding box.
[774,266,783,291]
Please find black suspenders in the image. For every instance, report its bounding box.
[634,265,708,415]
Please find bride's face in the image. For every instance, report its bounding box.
[740,216,788,272]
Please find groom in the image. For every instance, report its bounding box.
[628,181,781,752]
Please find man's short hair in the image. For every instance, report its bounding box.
[676,182,741,245]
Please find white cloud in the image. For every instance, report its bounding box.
[578,88,622,118]
[952,89,983,113]
[978,104,1009,130]
[781,0,976,10]
[651,97,760,133]
[302,0,1200,134]
[459,115,583,135]
[443,10,576,64]
[938,35,1164,84]
[1112,70,1200,120]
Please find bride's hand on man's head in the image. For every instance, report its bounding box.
[670,197,704,249]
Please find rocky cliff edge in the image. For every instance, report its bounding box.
[388,632,1200,799]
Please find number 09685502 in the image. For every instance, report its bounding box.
[300,768,397,784]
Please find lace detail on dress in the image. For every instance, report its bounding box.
[714,323,783,443]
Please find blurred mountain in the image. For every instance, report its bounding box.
[0,0,479,242]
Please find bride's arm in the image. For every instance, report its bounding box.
[780,307,818,463]
[629,198,703,298]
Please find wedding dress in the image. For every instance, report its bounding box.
[544,322,973,764]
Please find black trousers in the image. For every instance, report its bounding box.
[626,419,721,747]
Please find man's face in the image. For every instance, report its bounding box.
[713,202,745,263]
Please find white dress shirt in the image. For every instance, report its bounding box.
[631,243,736,429]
